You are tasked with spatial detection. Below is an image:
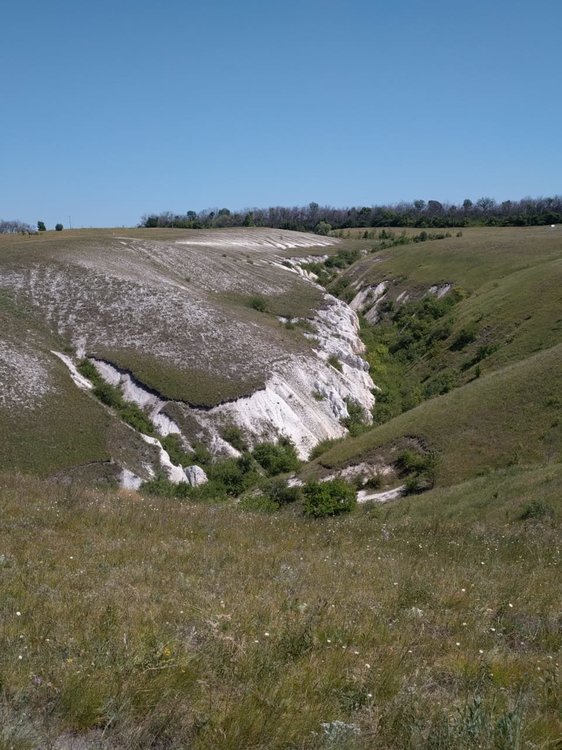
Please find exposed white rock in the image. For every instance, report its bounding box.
[427,283,452,298]
[52,351,93,391]
[337,461,393,482]
[184,465,208,486]
[120,468,143,490]
[91,359,183,439]
[357,486,405,503]
[350,282,387,313]
[190,294,376,459]
[141,434,187,484]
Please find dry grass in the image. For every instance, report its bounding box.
[1,465,560,749]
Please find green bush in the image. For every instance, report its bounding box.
[308,437,341,460]
[252,438,300,476]
[206,454,260,496]
[302,478,356,518]
[161,434,192,466]
[220,425,248,452]
[262,477,301,506]
[248,295,268,312]
[340,397,368,436]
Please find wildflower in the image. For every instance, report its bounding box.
[456,642,461,647]
[508,603,513,608]
[365,663,371,669]
[264,632,270,637]
[479,649,484,654]
[16,611,21,617]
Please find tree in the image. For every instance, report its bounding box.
[37,221,46,232]
[55,223,63,231]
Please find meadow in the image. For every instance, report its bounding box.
[0,465,560,749]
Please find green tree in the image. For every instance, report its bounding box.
[55,223,63,231]
[37,221,46,232]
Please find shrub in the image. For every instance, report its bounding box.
[450,323,479,351]
[161,434,192,466]
[252,438,300,476]
[340,397,368,436]
[220,425,248,452]
[248,295,268,312]
[262,477,301,506]
[37,221,46,231]
[206,454,260,496]
[308,437,341,460]
[519,500,554,521]
[302,478,356,518]
[55,223,63,231]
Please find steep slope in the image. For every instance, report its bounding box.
[0,228,375,479]
[307,225,562,488]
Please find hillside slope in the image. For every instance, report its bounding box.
[306,226,562,487]
[0,228,375,480]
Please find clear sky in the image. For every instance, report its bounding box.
[2,0,561,228]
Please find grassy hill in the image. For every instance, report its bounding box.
[307,225,562,486]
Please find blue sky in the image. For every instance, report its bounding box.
[2,0,561,228]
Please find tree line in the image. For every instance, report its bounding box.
[0,220,64,235]
[140,196,562,233]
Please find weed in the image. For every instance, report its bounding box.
[328,354,343,372]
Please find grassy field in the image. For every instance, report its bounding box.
[0,464,560,749]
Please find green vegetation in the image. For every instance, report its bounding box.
[247,294,268,312]
[252,437,300,476]
[302,478,357,517]
[327,353,343,372]
[77,359,155,436]
[1,464,559,747]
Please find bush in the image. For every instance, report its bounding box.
[55,223,63,231]
[161,434,192,466]
[252,438,300,476]
[302,478,356,518]
[308,437,341,460]
[262,477,301,505]
[340,397,368,436]
[220,425,248,452]
[206,454,260,496]
[519,500,554,521]
[248,295,268,312]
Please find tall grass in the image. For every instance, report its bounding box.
[0,464,560,748]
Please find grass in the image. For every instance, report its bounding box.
[0,463,559,748]
[313,343,562,486]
